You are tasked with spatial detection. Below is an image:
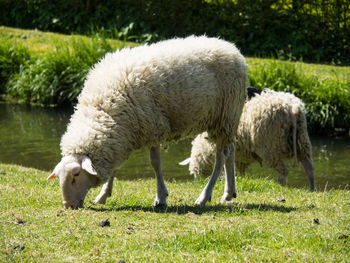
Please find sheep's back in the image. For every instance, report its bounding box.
[77,36,247,146]
[237,90,307,165]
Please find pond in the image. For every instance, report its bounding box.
[0,102,349,191]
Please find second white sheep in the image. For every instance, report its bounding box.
[180,89,315,191]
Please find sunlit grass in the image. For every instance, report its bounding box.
[0,26,137,54]
[246,57,350,84]
[0,163,349,262]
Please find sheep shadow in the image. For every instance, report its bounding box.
[87,202,301,215]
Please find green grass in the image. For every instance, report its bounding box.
[246,57,350,84]
[0,163,349,262]
[0,26,137,54]
[1,26,350,134]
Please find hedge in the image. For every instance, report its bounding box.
[1,0,349,65]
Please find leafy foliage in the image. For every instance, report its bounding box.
[4,37,113,105]
[0,0,349,64]
[0,41,32,93]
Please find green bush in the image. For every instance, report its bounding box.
[7,38,113,105]
[0,40,32,93]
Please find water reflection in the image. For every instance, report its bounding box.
[0,102,349,190]
[0,102,71,170]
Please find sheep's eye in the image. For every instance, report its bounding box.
[73,172,80,177]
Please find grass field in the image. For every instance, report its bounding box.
[0,163,349,262]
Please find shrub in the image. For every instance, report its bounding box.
[0,0,349,64]
[7,38,113,105]
[0,40,32,93]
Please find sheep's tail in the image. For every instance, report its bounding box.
[179,158,191,166]
[291,112,298,166]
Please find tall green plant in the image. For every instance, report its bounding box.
[0,40,32,93]
[8,37,113,105]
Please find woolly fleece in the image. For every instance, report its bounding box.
[185,89,313,179]
[60,36,247,183]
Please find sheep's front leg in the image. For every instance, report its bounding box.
[221,143,237,203]
[94,176,114,204]
[150,146,168,207]
[195,146,226,206]
[302,155,315,191]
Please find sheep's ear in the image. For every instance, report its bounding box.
[48,161,61,180]
[81,156,97,175]
[47,172,57,180]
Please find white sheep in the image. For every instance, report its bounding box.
[48,36,247,209]
[180,89,315,191]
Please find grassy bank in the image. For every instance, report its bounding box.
[0,27,136,105]
[1,27,350,134]
[0,163,349,262]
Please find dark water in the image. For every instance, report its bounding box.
[0,102,349,190]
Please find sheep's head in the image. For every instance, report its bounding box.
[48,155,99,209]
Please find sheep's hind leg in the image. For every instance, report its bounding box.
[275,161,288,186]
[221,143,237,203]
[94,176,114,204]
[195,145,226,206]
[301,155,315,191]
[150,146,168,207]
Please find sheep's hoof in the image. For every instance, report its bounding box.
[194,200,205,206]
[277,177,286,186]
[94,195,108,205]
[153,199,167,208]
[220,192,237,203]
[310,184,316,192]
[194,195,210,206]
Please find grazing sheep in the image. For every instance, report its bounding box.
[48,36,247,209]
[180,89,315,191]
